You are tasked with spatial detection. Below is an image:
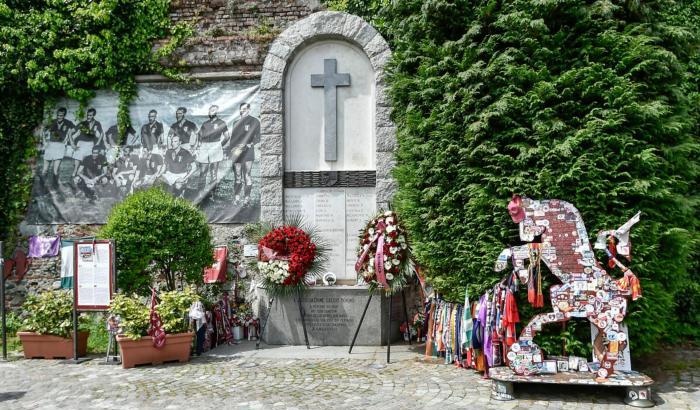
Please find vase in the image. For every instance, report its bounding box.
[18,331,90,359]
[232,326,244,341]
[117,332,194,369]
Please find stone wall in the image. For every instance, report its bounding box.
[7,0,324,310]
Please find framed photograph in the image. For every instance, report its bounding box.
[579,361,590,372]
[557,360,569,372]
[542,360,557,374]
[568,356,579,371]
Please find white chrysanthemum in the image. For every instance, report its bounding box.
[386,216,394,224]
[392,259,400,265]
[401,243,407,249]
[386,225,396,233]
[363,244,370,251]
[386,273,394,280]
[389,246,398,254]
[384,211,393,216]
[384,262,392,270]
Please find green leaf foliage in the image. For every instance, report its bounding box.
[0,1,191,249]
[100,186,213,295]
[109,293,150,340]
[155,287,200,334]
[382,0,699,354]
[21,290,88,338]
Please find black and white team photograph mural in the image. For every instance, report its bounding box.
[27,81,261,224]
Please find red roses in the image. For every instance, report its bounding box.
[259,226,317,286]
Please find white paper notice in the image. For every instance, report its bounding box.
[76,243,112,308]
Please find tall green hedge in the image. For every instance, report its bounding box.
[379,0,698,354]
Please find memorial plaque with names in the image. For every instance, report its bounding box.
[284,187,375,281]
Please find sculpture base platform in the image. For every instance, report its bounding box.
[257,286,408,346]
[489,366,654,407]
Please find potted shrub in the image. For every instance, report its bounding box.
[111,288,199,368]
[18,290,90,359]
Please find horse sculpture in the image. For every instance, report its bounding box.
[494,196,642,379]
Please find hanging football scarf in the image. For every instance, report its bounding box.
[461,288,472,351]
[148,289,166,349]
[527,244,544,308]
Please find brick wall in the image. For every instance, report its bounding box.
[166,0,322,72]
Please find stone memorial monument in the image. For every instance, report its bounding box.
[257,11,401,346]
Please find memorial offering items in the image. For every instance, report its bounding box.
[496,196,643,379]
[355,211,416,295]
[27,235,60,258]
[423,281,521,373]
[251,219,328,297]
[203,246,228,284]
[148,288,167,349]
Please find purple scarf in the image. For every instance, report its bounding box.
[28,235,61,258]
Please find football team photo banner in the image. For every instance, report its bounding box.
[27,81,261,224]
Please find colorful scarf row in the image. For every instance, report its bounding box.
[423,279,521,375]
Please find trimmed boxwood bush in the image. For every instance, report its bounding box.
[101,186,213,296]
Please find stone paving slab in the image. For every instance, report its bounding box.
[0,342,697,409]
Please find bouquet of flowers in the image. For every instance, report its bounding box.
[230,314,243,328]
[247,218,328,297]
[355,210,416,295]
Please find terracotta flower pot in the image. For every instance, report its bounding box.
[117,332,194,369]
[18,331,90,359]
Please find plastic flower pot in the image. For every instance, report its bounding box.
[18,331,90,359]
[117,332,194,369]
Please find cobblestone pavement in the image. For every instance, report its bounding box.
[0,342,697,409]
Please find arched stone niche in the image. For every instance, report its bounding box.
[259,11,396,281]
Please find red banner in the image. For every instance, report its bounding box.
[203,246,228,283]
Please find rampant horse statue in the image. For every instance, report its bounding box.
[494,195,641,379]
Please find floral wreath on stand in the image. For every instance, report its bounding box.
[355,210,417,295]
[247,217,328,298]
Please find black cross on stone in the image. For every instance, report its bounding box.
[311,58,351,162]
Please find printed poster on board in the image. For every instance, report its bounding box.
[27,81,261,224]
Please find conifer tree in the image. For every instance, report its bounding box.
[384,0,699,353]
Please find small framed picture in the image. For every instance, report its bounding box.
[532,353,543,363]
[557,360,569,372]
[542,360,557,374]
[639,390,648,400]
[579,361,590,372]
[568,356,579,371]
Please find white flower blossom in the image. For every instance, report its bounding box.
[384,262,392,270]
[390,246,398,254]
[386,273,394,280]
[392,259,400,265]
[384,211,393,216]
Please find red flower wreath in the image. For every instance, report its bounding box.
[258,226,317,286]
